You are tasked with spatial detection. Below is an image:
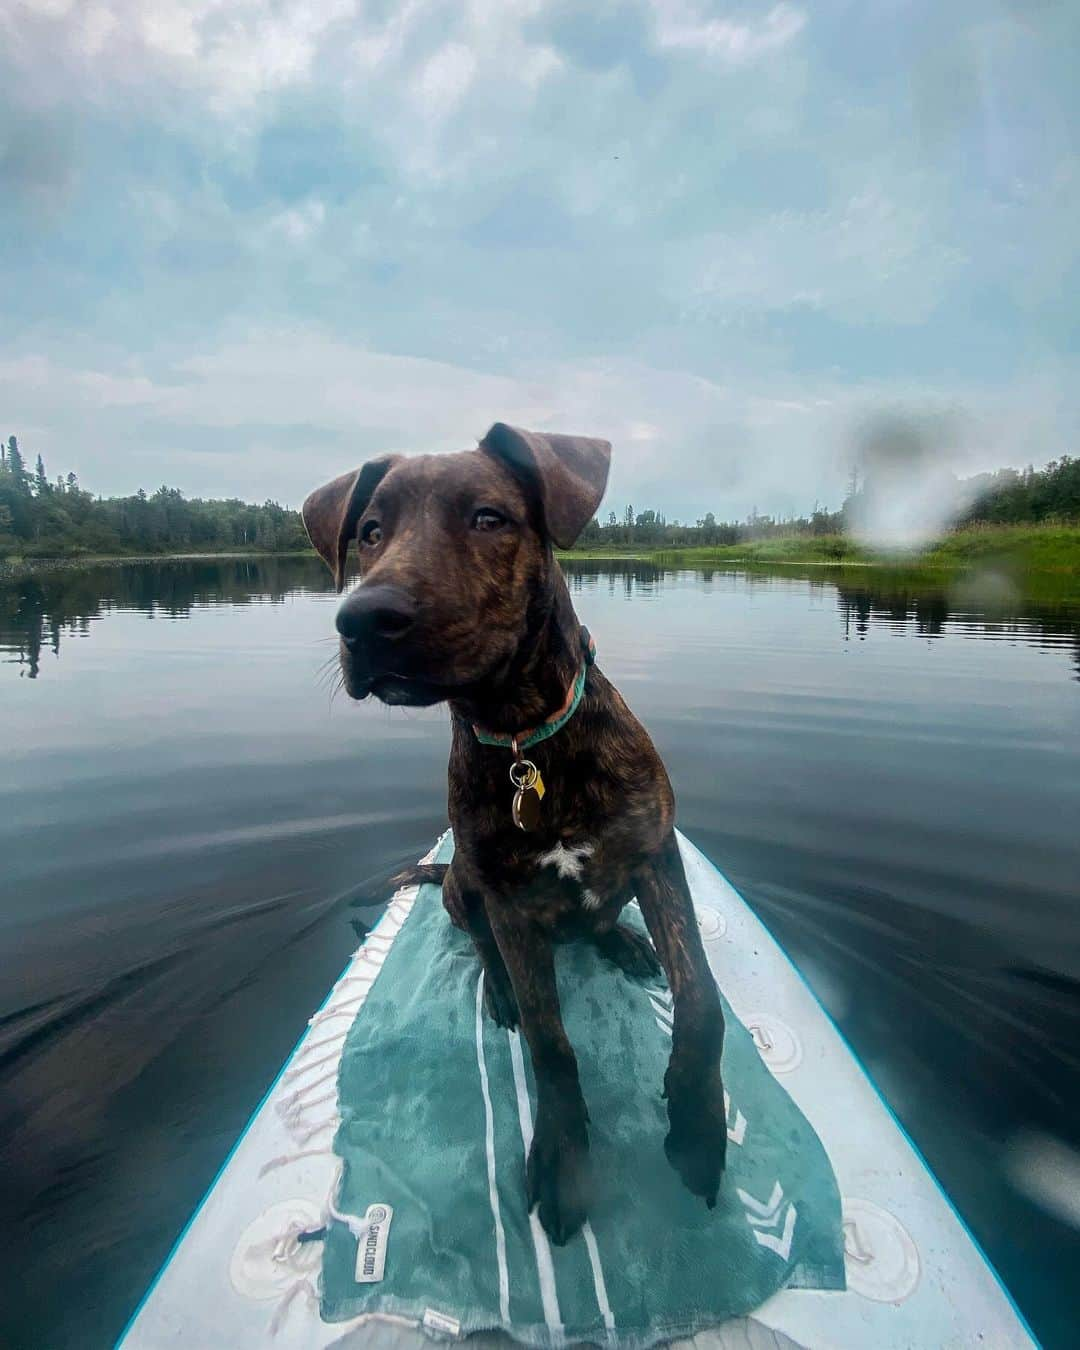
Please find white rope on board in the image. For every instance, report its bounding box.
[268,1277,319,1337]
[296,1115,340,1147]
[258,1146,335,1178]
[282,1049,342,1083]
[278,1068,340,1108]
[290,1029,351,1059]
[280,887,420,1139]
[279,1087,337,1125]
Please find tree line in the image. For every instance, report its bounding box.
[1,432,1076,560]
[0,436,309,558]
[954,457,1080,527]
[578,456,1079,548]
[575,501,846,548]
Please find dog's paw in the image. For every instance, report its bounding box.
[390,862,449,891]
[593,923,662,980]
[527,1109,590,1245]
[483,966,520,1029]
[663,1059,727,1208]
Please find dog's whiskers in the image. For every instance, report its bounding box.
[315,652,341,692]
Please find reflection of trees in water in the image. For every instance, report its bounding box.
[565,559,1080,681]
[564,558,664,598]
[5,556,1078,683]
[837,582,950,640]
[564,558,745,596]
[0,557,333,678]
[834,575,1080,679]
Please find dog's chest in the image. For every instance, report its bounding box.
[535,840,602,910]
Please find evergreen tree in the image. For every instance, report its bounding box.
[35,454,49,495]
[6,437,29,493]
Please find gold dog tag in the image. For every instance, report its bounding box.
[510,761,545,832]
[512,786,541,831]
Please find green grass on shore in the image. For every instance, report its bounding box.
[4,525,1079,588]
[560,524,1080,576]
[0,548,315,581]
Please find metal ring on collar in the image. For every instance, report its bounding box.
[509,760,538,789]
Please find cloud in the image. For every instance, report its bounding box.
[413,42,479,118]
[2,0,357,110]
[265,199,327,245]
[0,0,1076,517]
[669,181,968,327]
[2,330,1072,528]
[653,2,806,63]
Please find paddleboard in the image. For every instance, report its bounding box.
[117,831,1035,1349]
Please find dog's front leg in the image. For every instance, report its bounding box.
[486,899,591,1245]
[635,831,727,1207]
[442,861,521,1029]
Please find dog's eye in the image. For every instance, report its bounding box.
[360,520,382,547]
[472,508,507,533]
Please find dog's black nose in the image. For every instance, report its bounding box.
[336,585,417,648]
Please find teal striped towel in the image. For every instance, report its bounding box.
[321,834,844,1346]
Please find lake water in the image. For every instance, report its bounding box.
[1,555,1078,1349]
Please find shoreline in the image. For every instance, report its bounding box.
[0,549,314,579]
[560,524,1080,577]
[3,522,1079,582]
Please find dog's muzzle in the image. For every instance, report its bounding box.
[336,584,417,650]
[336,584,441,704]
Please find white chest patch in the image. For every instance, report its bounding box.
[536,840,595,882]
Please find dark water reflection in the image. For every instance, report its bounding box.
[1,556,1078,1348]
[1,557,311,678]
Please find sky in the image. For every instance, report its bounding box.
[1,0,1077,523]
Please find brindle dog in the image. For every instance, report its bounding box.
[303,422,726,1245]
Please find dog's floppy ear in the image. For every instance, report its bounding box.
[479,422,611,549]
[302,456,400,592]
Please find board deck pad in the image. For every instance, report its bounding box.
[118,829,1036,1350]
[321,833,845,1347]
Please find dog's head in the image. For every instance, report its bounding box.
[303,423,610,705]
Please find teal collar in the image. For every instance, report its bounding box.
[472,627,595,753]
